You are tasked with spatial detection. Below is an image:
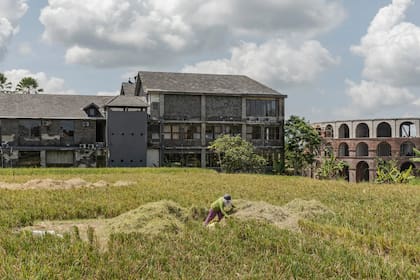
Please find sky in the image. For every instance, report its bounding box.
[1,0,420,122]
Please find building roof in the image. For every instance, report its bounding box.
[137,71,286,96]
[120,82,136,96]
[105,95,148,108]
[0,93,113,119]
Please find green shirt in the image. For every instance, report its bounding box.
[210,197,229,217]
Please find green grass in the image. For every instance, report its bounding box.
[0,168,419,279]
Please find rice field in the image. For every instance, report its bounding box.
[0,168,419,279]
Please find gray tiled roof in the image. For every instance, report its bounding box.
[105,95,148,107]
[0,93,113,119]
[138,71,285,96]
[121,82,136,96]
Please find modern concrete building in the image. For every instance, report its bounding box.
[312,118,419,182]
[0,71,287,170]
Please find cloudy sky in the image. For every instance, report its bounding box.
[1,0,420,122]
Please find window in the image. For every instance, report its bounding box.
[325,125,334,138]
[400,122,416,137]
[246,126,262,140]
[356,142,369,156]
[265,127,280,140]
[149,124,160,142]
[184,124,201,140]
[338,143,349,157]
[163,125,179,140]
[356,123,369,138]
[377,122,391,137]
[400,142,415,156]
[60,120,75,145]
[324,143,333,157]
[19,120,41,143]
[339,124,349,138]
[377,142,391,157]
[246,100,278,117]
[206,125,240,140]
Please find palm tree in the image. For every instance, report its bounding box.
[0,73,12,93]
[16,77,44,94]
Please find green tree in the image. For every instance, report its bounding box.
[16,77,43,94]
[209,134,267,173]
[375,158,413,184]
[316,151,348,180]
[285,115,321,175]
[0,73,12,92]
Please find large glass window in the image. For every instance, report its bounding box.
[206,125,241,140]
[246,126,262,140]
[163,125,180,140]
[60,120,75,145]
[19,120,41,144]
[246,100,278,117]
[184,124,201,140]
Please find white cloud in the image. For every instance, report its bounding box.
[351,0,420,87]
[4,69,75,94]
[17,42,32,56]
[0,0,28,61]
[3,69,119,96]
[336,80,415,118]
[182,39,339,87]
[39,0,345,67]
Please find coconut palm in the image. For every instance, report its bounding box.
[0,73,12,92]
[16,77,43,94]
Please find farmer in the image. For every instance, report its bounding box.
[204,194,235,226]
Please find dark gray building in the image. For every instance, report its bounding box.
[0,71,286,170]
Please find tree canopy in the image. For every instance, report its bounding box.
[16,77,43,94]
[0,73,12,92]
[285,115,321,175]
[209,134,267,173]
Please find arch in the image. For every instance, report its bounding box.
[356,161,370,183]
[315,126,322,136]
[324,143,333,157]
[356,123,369,138]
[400,141,415,156]
[356,142,369,156]
[340,165,350,182]
[338,143,349,157]
[400,122,416,137]
[400,161,415,172]
[377,142,391,157]
[325,124,334,138]
[338,124,349,138]
[377,122,391,137]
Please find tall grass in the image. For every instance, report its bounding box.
[0,168,419,279]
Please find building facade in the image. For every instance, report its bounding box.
[0,71,286,170]
[312,118,419,182]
